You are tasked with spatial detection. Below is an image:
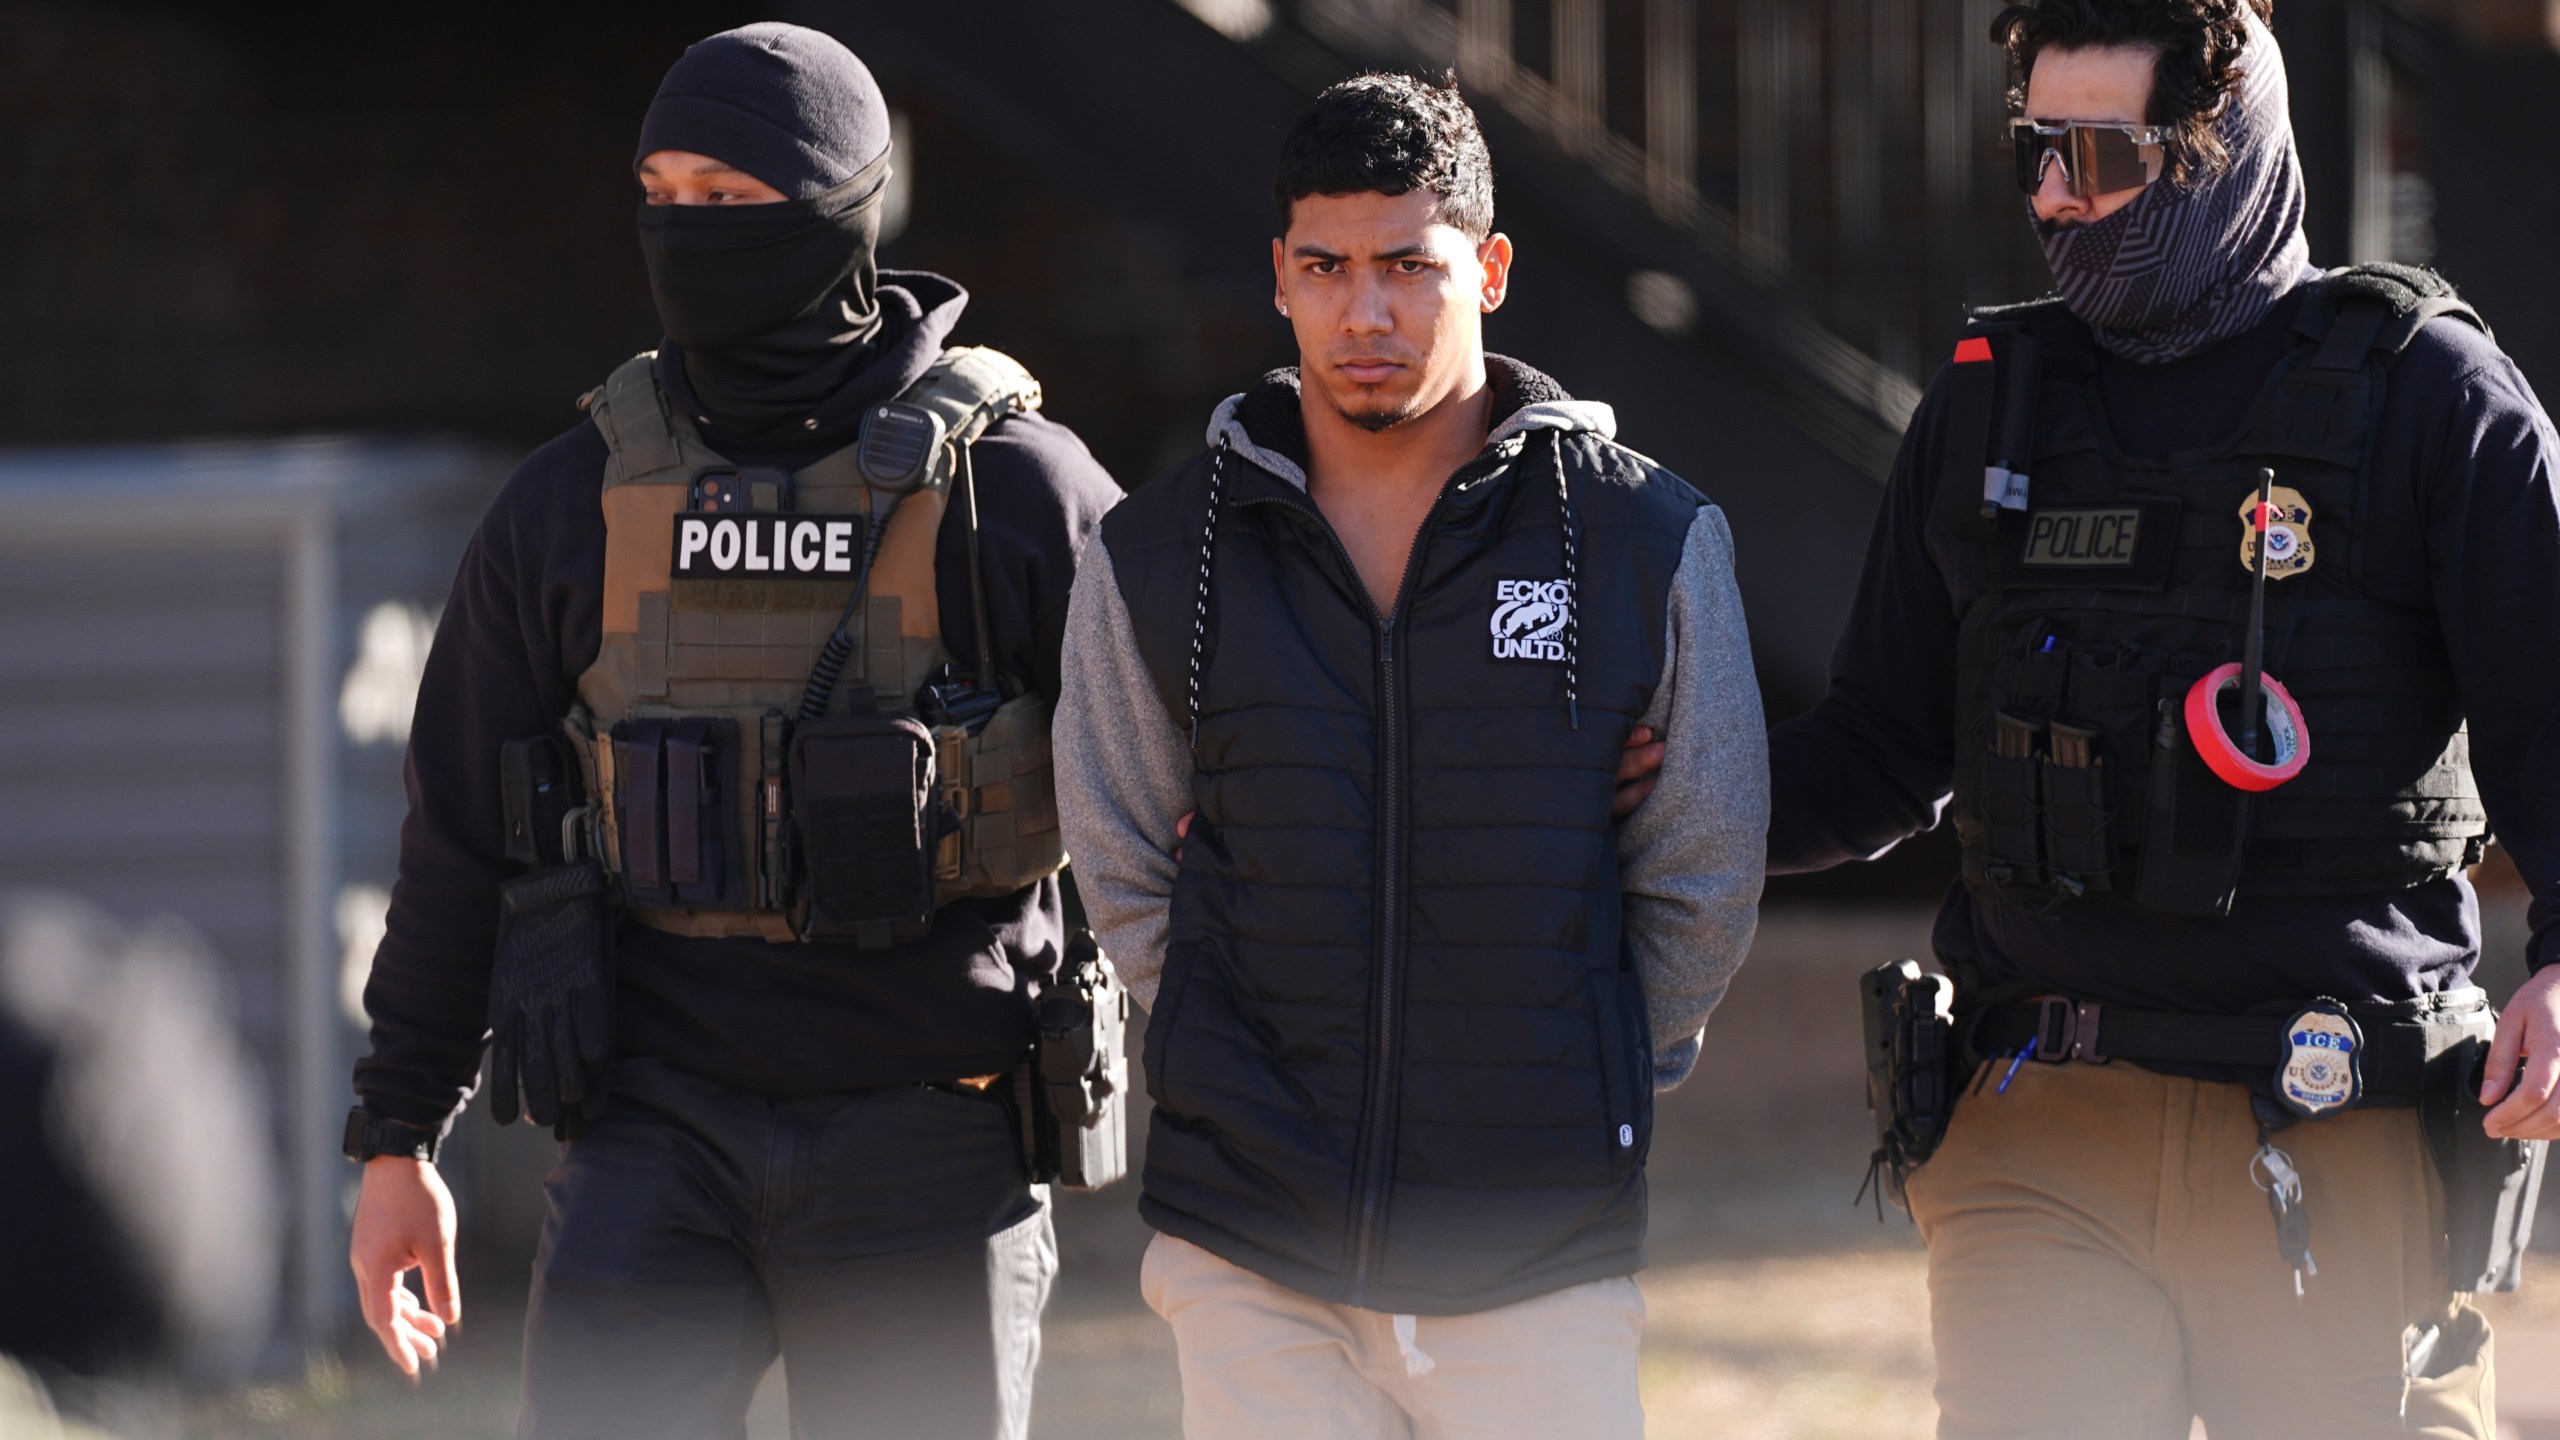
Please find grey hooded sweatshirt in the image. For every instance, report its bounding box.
[1053,357,1765,1312]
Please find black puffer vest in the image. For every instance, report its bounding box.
[1945,266,2490,919]
[1102,361,1704,1313]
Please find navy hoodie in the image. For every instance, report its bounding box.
[353,273,1122,1130]
[1770,289,2560,1060]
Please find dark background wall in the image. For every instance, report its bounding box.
[4,0,2554,911]
[0,1,1296,493]
[10,2,2550,449]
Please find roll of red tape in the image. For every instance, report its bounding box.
[2183,662,2310,791]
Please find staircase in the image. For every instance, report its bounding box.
[803,0,2061,710]
[1222,0,2058,473]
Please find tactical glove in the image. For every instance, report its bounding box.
[486,862,616,1133]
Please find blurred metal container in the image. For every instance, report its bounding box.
[0,437,507,1348]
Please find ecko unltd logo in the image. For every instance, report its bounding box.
[1490,578,1573,662]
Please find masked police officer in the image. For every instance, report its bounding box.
[340,24,1120,1439]
[1772,3,2559,1435]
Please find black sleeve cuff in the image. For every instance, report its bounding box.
[342,1106,447,1164]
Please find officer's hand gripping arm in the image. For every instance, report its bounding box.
[1613,725,1667,819]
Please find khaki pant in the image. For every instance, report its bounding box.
[1139,1232,1646,1440]
[1906,1058,2494,1440]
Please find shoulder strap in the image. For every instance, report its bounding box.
[2241,266,2489,469]
[582,352,719,489]
[884,347,1044,692]
[885,346,1045,498]
[2300,264,2490,370]
[1939,302,2075,544]
[1966,294,2076,331]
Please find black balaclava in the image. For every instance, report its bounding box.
[2036,9,2314,364]
[633,23,894,437]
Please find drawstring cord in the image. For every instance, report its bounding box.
[1551,432,1581,731]
[1391,1313,1436,1377]
[1187,443,1227,749]
[1190,431,1579,740]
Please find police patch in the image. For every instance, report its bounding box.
[2022,506,2143,567]
[2274,998,2363,1119]
[1489,577,1572,663]
[672,513,866,579]
[1997,497,2180,591]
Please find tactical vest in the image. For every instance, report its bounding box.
[1944,265,2490,918]
[562,348,1066,945]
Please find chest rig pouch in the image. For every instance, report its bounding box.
[1942,266,2491,918]
[562,346,1068,947]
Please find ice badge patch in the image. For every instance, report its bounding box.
[1490,578,1573,663]
[2239,484,2316,579]
[2275,998,2363,1119]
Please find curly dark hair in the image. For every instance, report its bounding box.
[1273,71,1494,238]
[1989,0,2274,185]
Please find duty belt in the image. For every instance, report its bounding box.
[1967,986,2491,1109]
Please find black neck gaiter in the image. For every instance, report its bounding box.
[636,159,890,438]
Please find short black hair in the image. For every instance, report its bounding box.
[1273,71,1494,239]
[1990,0,2274,185]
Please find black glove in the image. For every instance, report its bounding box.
[486,862,616,1132]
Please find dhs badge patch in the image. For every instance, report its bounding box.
[1490,578,1573,663]
[2239,484,2316,579]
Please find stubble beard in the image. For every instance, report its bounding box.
[1330,387,1423,434]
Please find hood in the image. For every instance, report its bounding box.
[1203,355,1616,490]
[1185,353,1613,734]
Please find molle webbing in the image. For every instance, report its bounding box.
[568,347,1063,941]
[1945,269,2489,914]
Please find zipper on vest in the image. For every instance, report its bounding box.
[1348,618,1401,1306]
[1251,504,1428,1306]
[1238,452,1495,1306]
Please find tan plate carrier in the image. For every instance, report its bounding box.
[565,347,1066,942]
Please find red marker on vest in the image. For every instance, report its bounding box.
[1953,336,1994,365]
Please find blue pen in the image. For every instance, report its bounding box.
[1997,1035,2039,1094]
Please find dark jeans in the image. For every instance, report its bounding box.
[519,1060,1054,1440]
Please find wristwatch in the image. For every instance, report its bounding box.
[341,1106,443,1164]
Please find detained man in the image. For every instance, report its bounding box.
[1056,72,1768,1439]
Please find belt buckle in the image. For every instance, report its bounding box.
[2030,996,2109,1065]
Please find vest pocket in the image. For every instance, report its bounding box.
[1979,747,2047,886]
[2134,681,2251,917]
[1142,936,1207,1110]
[786,711,939,946]
[1971,638,2160,898]
[1588,967,1652,1175]
[2038,734,2115,894]
[608,717,739,908]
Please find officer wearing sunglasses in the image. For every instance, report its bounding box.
[1769,2,2560,1437]
[2011,116,2166,202]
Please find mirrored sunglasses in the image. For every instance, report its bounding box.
[2010,119,2168,198]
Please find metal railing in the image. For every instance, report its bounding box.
[1207,0,2450,473]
